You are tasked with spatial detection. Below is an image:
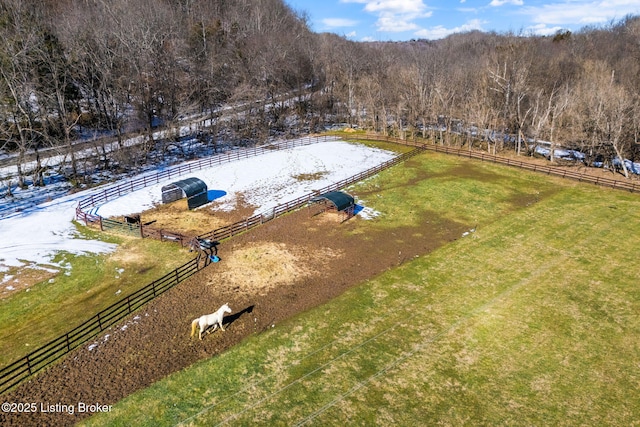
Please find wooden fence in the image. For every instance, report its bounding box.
[343,134,640,193]
[0,257,201,395]
[0,136,421,395]
[75,135,335,225]
[5,133,638,395]
[73,209,195,247]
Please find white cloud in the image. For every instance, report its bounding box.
[377,13,422,32]
[341,0,428,13]
[519,0,640,27]
[322,18,359,28]
[489,0,524,6]
[526,23,565,36]
[341,0,432,33]
[362,0,428,14]
[414,18,484,40]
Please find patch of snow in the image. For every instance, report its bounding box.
[357,207,381,219]
[0,191,118,271]
[95,140,395,218]
[614,157,640,175]
[0,138,394,285]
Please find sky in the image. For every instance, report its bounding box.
[0,138,394,294]
[285,0,640,41]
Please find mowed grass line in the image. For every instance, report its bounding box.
[80,153,640,426]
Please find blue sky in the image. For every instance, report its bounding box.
[285,0,640,41]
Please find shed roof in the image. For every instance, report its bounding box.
[161,177,208,209]
[311,191,355,212]
[165,177,206,196]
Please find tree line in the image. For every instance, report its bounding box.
[1,0,639,190]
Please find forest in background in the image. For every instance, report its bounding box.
[1,0,640,189]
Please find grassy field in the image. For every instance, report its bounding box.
[0,231,193,366]
[80,151,640,426]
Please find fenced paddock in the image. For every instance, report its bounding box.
[75,135,336,226]
[1,137,423,395]
[0,258,200,394]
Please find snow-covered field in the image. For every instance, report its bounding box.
[96,140,394,218]
[0,139,395,283]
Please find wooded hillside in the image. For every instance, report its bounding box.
[1,0,639,186]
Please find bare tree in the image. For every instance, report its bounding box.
[488,37,533,155]
[546,85,571,163]
[0,0,45,188]
[574,61,633,177]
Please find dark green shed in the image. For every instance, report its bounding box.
[310,190,356,220]
[161,177,208,210]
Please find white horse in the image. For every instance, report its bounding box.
[190,303,232,340]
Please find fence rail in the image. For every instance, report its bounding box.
[343,134,640,193]
[0,258,200,395]
[5,133,638,395]
[76,135,335,217]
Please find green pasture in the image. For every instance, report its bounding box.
[0,231,193,366]
[81,152,640,426]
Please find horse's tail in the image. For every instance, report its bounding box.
[190,318,199,338]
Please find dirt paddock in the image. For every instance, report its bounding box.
[1,193,471,427]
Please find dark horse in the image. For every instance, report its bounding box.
[189,237,219,264]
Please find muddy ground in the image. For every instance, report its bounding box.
[1,188,470,426]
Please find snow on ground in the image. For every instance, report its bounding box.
[96,140,395,218]
[0,193,118,273]
[0,139,394,279]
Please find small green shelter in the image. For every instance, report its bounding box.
[310,190,356,220]
[161,177,208,210]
